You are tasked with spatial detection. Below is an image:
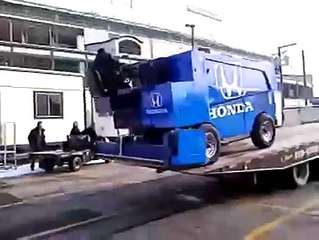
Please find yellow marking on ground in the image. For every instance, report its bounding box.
[244,200,317,240]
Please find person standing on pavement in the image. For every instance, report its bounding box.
[28,121,46,171]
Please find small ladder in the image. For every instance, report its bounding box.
[0,122,17,170]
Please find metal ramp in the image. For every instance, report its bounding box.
[0,122,17,170]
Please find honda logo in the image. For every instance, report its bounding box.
[149,92,163,108]
[214,64,246,100]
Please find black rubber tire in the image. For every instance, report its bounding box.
[68,156,82,172]
[282,163,310,189]
[251,113,276,149]
[199,124,221,164]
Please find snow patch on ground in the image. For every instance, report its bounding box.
[0,159,107,179]
[85,159,106,165]
[0,163,44,179]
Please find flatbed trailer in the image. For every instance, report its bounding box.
[30,149,91,173]
[180,123,319,175]
[97,123,319,188]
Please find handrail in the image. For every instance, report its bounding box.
[0,122,17,170]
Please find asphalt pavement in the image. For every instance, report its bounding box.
[1,163,319,240]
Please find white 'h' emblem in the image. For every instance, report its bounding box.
[214,64,246,100]
[149,92,162,108]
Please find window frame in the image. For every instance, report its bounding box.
[118,39,142,55]
[33,91,64,119]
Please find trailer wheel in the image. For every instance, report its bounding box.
[251,113,276,149]
[199,124,221,164]
[289,163,310,188]
[68,156,82,172]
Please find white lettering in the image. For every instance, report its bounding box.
[210,101,254,119]
[306,146,319,156]
[217,106,227,118]
[295,149,306,160]
[146,108,168,115]
[226,105,236,115]
[244,101,254,112]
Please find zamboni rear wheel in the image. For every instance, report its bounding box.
[199,124,221,164]
[68,156,82,172]
[251,113,276,149]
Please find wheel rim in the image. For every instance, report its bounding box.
[73,157,81,169]
[260,120,274,143]
[205,132,217,161]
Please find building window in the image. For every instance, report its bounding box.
[118,39,141,55]
[0,18,11,41]
[283,83,298,99]
[34,91,63,119]
[12,20,24,43]
[54,58,80,73]
[0,18,85,50]
[0,52,10,66]
[24,23,50,45]
[11,53,52,70]
[52,26,82,49]
[298,85,313,99]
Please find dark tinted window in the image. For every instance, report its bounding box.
[118,40,141,55]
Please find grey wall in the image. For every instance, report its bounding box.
[284,106,319,127]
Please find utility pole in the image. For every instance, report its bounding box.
[185,24,195,49]
[302,50,307,106]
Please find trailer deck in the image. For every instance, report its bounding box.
[180,123,319,175]
[102,123,319,176]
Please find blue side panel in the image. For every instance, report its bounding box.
[94,141,171,162]
[170,129,206,167]
[138,51,194,84]
[209,98,246,139]
[244,91,276,132]
[95,142,120,155]
[171,82,210,127]
[123,143,171,160]
[141,83,174,128]
[167,51,194,82]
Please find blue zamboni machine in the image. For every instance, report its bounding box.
[89,48,281,170]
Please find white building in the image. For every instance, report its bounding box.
[0,5,89,146]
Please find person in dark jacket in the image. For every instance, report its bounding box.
[81,123,97,144]
[28,121,46,171]
[70,121,81,135]
[92,48,130,93]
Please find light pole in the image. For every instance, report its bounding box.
[301,50,307,105]
[185,24,195,49]
[277,43,297,86]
